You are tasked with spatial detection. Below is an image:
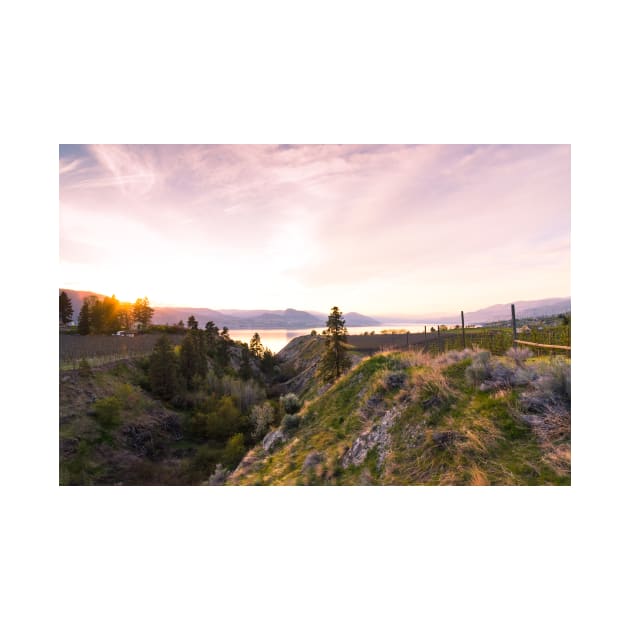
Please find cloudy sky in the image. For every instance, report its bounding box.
[59,144,570,316]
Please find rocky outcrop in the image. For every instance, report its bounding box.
[262,429,286,452]
[342,406,403,469]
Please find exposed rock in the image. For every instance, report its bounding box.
[262,429,286,452]
[358,394,384,423]
[342,406,403,469]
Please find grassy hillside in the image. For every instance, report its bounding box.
[60,353,271,485]
[60,360,190,484]
[230,346,570,485]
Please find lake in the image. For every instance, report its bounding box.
[228,323,440,353]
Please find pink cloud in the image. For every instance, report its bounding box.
[59,144,570,313]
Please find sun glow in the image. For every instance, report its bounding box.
[60,144,570,314]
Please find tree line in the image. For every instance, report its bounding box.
[149,325,275,401]
[59,291,155,335]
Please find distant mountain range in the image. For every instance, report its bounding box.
[60,289,569,330]
[383,297,571,325]
[59,289,381,329]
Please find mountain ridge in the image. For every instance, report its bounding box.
[59,289,380,329]
[59,289,570,330]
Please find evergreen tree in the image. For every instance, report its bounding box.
[133,297,154,329]
[117,302,133,330]
[149,335,179,400]
[205,320,219,336]
[179,333,197,389]
[318,306,352,382]
[239,347,252,379]
[260,347,275,376]
[180,329,208,389]
[100,295,120,334]
[77,299,90,335]
[249,332,264,359]
[59,291,74,325]
[187,315,198,330]
[215,326,232,370]
[87,296,104,333]
[205,320,220,357]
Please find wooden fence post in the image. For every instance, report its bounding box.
[511,304,517,348]
[461,310,466,349]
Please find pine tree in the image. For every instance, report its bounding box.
[239,347,252,379]
[149,335,179,400]
[215,326,231,370]
[260,347,275,375]
[133,297,154,329]
[87,296,104,333]
[187,315,198,330]
[249,332,264,359]
[180,330,208,389]
[179,333,197,389]
[318,306,352,382]
[59,291,74,325]
[77,299,90,335]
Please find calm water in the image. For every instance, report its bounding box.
[229,323,440,354]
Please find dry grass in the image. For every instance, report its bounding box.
[469,465,489,486]
[231,345,571,486]
[523,407,571,476]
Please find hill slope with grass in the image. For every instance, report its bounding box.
[60,343,276,485]
[230,345,570,485]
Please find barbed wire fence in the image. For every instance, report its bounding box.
[347,305,570,357]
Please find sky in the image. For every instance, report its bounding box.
[59,144,570,317]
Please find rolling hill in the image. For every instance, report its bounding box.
[229,337,571,485]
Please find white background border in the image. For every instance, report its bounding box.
[2,1,628,628]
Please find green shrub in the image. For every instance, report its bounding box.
[280,393,302,414]
[251,401,275,438]
[93,396,122,430]
[506,346,533,368]
[223,433,246,469]
[541,358,571,402]
[189,444,220,478]
[281,413,300,431]
[465,351,491,387]
[78,358,92,378]
[114,383,145,411]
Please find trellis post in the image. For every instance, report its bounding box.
[511,304,517,348]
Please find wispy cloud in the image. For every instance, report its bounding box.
[59,144,570,313]
[59,157,86,175]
